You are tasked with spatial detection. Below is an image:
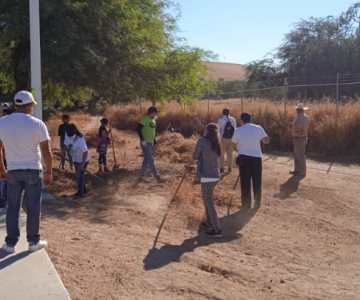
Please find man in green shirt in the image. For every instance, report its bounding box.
[137,106,162,182]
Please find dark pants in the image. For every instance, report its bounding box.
[0,181,7,208]
[98,151,107,166]
[74,162,88,196]
[5,169,43,246]
[60,140,73,169]
[238,155,262,208]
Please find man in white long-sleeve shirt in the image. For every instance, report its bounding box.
[217,108,237,173]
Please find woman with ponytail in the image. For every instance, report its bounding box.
[193,123,222,237]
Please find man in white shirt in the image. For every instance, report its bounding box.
[0,91,53,254]
[217,108,237,173]
[232,112,270,210]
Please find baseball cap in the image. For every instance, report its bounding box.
[14,90,37,106]
[148,106,159,114]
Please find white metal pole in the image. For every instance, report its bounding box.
[29,0,42,120]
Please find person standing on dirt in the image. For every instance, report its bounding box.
[218,108,237,173]
[232,113,270,210]
[193,123,223,238]
[58,114,73,171]
[64,124,91,198]
[0,90,53,254]
[97,117,111,173]
[291,103,311,177]
[137,106,163,183]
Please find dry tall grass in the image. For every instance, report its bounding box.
[105,98,360,158]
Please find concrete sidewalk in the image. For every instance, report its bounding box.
[0,213,70,300]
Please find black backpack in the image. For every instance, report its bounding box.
[223,118,234,139]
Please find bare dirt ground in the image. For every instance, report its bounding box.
[42,117,360,300]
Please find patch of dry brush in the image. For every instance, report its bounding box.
[105,98,360,158]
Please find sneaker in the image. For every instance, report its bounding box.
[156,176,166,183]
[1,243,15,254]
[137,177,147,183]
[28,240,48,252]
[73,191,87,199]
[205,229,223,238]
[200,221,213,231]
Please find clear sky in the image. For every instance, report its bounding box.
[175,0,357,64]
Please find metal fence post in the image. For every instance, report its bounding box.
[207,97,210,117]
[283,77,288,116]
[241,90,244,112]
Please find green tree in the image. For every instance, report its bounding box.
[0,0,210,105]
[246,59,284,99]
[277,2,360,98]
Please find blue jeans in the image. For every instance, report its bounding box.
[98,151,107,166]
[74,162,88,195]
[5,169,43,246]
[140,143,159,178]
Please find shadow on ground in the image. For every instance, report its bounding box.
[143,208,257,270]
[0,251,31,270]
[273,175,304,199]
[43,168,140,223]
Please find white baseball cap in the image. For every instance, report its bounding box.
[14,90,37,106]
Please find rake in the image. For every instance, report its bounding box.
[152,165,189,249]
[63,157,108,185]
[109,121,120,171]
[227,174,240,215]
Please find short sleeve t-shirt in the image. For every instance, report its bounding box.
[58,123,71,141]
[98,125,107,138]
[64,135,91,163]
[292,113,310,137]
[232,123,268,158]
[0,113,50,170]
[139,115,156,144]
[217,115,237,137]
